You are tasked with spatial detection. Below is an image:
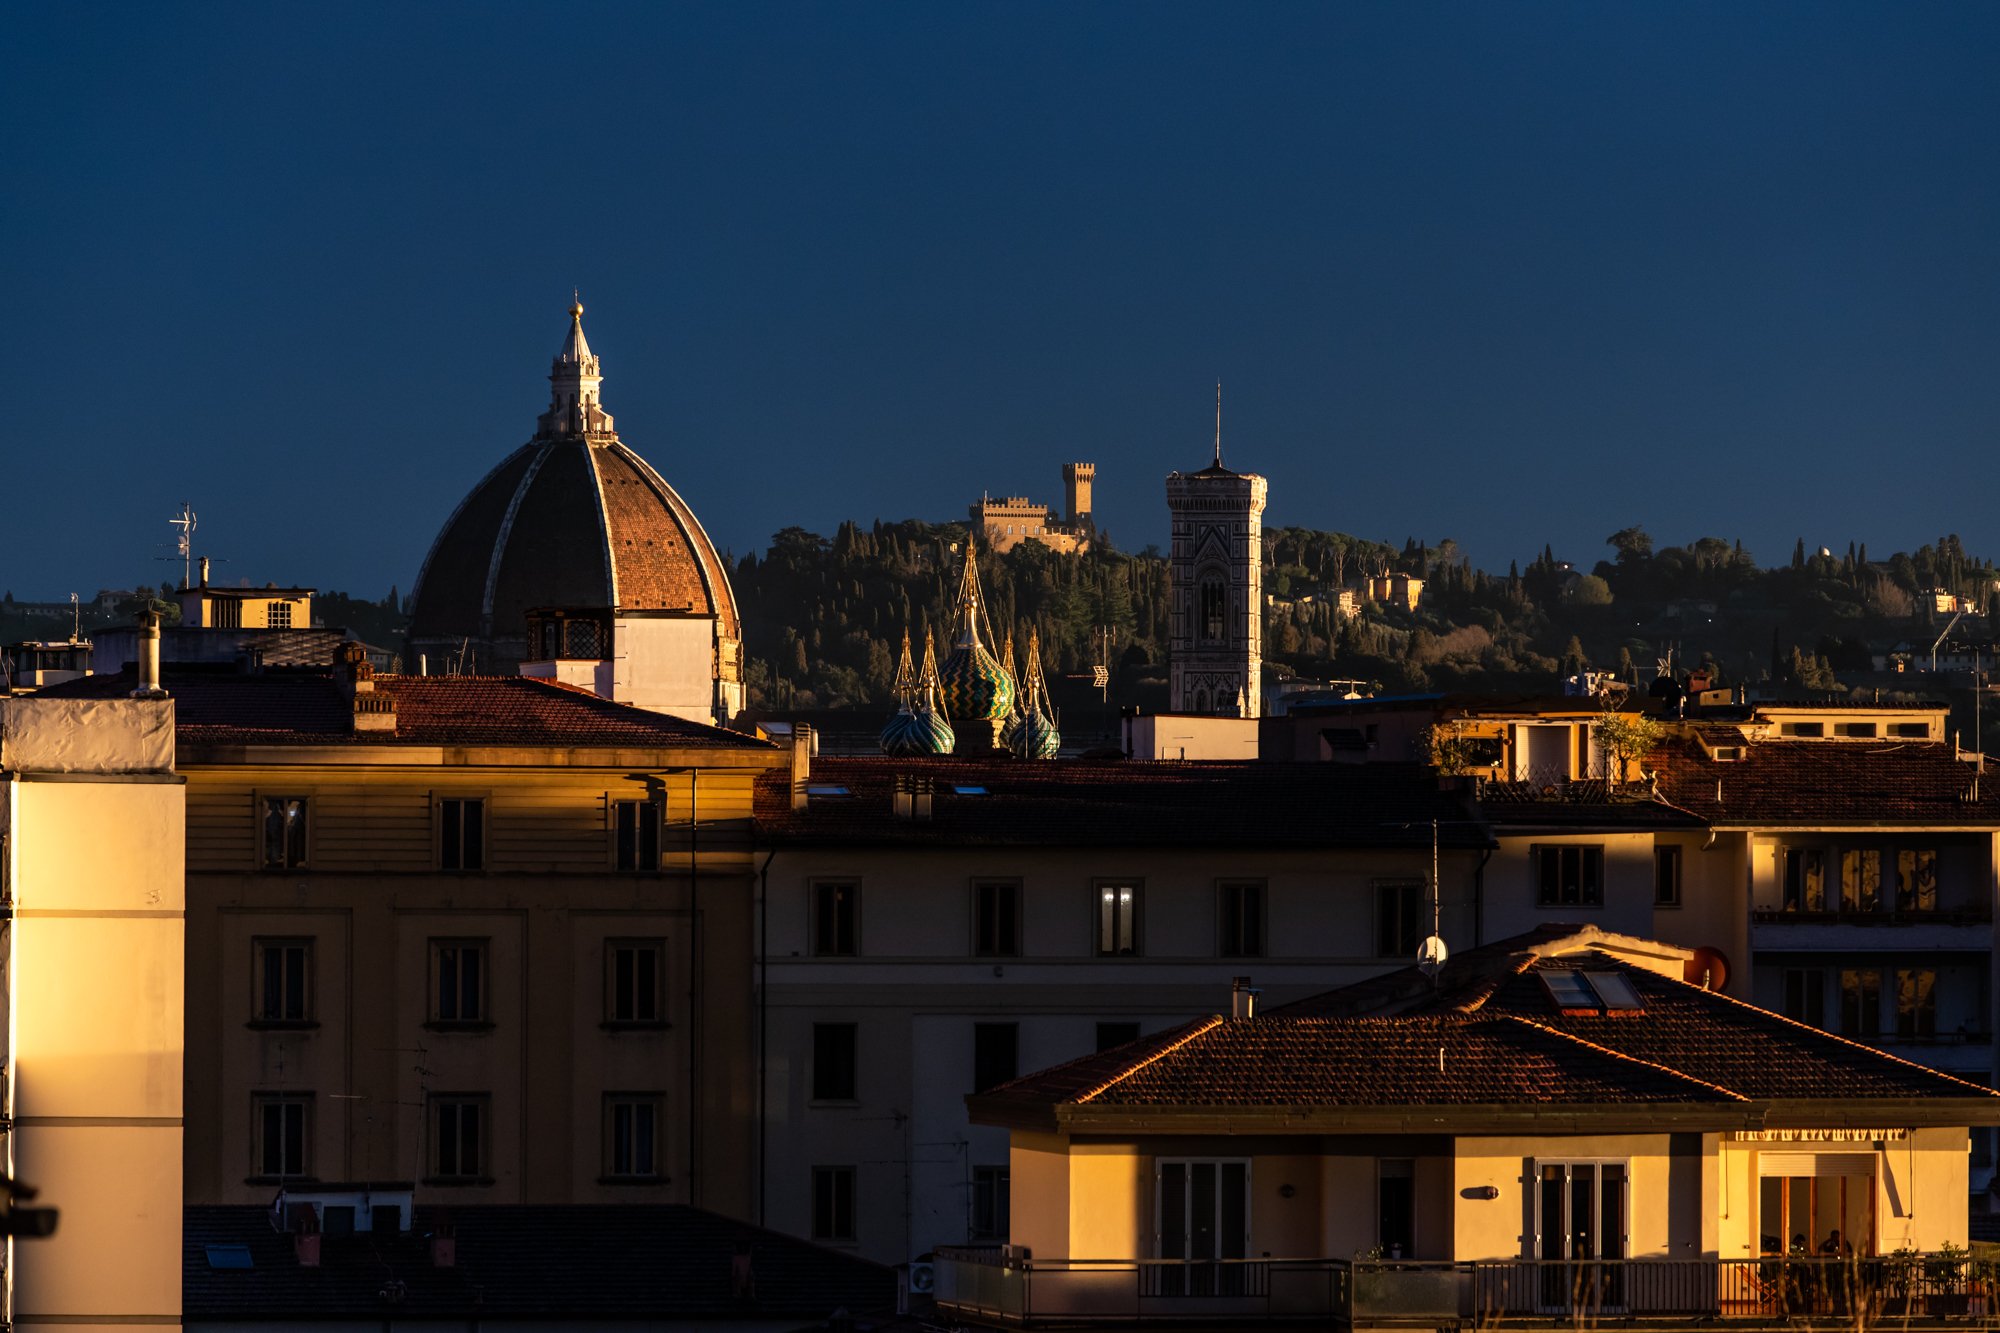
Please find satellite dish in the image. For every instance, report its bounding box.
[1416,935,1449,980]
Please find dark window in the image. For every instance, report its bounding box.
[323,1204,354,1234]
[813,882,859,957]
[256,938,312,1022]
[1200,576,1227,643]
[564,619,602,659]
[255,1095,309,1178]
[1839,848,1882,912]
[1095,882,1141,956]
[261,796,309,868]
[971,1165,1011,1241]
[973,1022,1019,1093]
[430,1095,487,1180]
[1840,722,1878,738]
[605,1095,661,1178]
[1376,879,1424,958]
[1217,881,1265,958]
[1654,846,1682,908]
[1096,1021,1141,1052]
[1840,969,1881,1038]
[615,800,662,872]
[432,940,487,1023]
[372,1204,401,1232]
[1897,848,1938,912]
[606,939,663,1024]
[813,1023,858,1101]
[973,880,1021,957]
[1896,969,1937,1040]
[1782,969,1825,1028]
[1783,848,1826,911]
[811,1166,856,1241]
[1895,722,1930,739]
[1379,1158,1415,1259]
[1783,722,1825,738]
[1533,845,1604,907]
[439,798,484,871]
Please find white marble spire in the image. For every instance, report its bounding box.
[539,296,616,437]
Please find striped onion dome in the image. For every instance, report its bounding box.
[939,542,1017,723]
[1006,627,1060,759]
[880,629,953,755]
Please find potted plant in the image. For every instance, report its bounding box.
[1925,1242,1970,1317]
[1878,1246,1920,1317]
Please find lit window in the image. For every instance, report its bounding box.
[261,796,309,869]
[1096,882,1140,956]
[267,601,293,630]
[1840,849,1881,913]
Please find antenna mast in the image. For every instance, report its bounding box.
[1213,381,1223,468]
[169,504,197,589]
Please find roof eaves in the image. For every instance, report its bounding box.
[1072,1015,1226,1104]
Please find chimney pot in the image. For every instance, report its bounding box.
[130,608,167,698]
[1230,976,1258,1019]
[790,724,815,811]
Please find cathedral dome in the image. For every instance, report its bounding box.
[407,303,742,718]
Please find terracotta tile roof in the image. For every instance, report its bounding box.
[1478,780,1707,831]
[1645,735,2000,826]
[754,758,1495,849]
[41,667,773,752]
[975,928,2000,1128]
[184,1204,892,1319]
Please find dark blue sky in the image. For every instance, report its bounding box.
[4,2,1996,601]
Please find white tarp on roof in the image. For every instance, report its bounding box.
[0,697,175,774]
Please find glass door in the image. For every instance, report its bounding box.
[1535,1161,1627,1312]
[1156,1159,1250,1295]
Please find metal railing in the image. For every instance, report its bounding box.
[1751,904,1992,926]
[934,1250,1992,1327]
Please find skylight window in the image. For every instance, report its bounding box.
[952,785,989,796]
[1583,971,1645,1010]
[1540,968,1646,1012]
[805,784,850,797]
[204,1243,254,1270]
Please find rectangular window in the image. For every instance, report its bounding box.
[439,798,485,871]
[1379,1158,1416,1259]
[604,1094,661,1179]
[1840,968,1881,1038]
[973,880,1021,957]
[614,799,662,872]
[1533,1160,1628,1265]
[813,882,859,957]
[813,1023,858,1101]
[254,1095,310,1179]
[261,796,309,869]
[811,1166,856,1242]
[214,598,242,630]
[1783,969,1826,1029]
[1156,1159,1251,1269]
[1783,848,1826,912]
[1840,722,1877,738]
[971,1165,1011,1241]
[1096,1021,1141,1052]
[1217,880,1266,958]
[1533,845,1604,907]
[605,939,663,1024]
[1375,879,1424,958]
[1095,881,1141,956]
[1840,849,1882,913]
[429,1095,487,1180]
[267,601,294,629]
[1897,849,1938,913]
[431,939,487,1024]
[1895,722,1930,739]
[972,1022,1019,1093]
[1654,846,1682,908]
[1781,722,1825,738]
[1896,969,1937,1040]
[255,938,313,1023]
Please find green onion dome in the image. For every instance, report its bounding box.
[881,704,955,756]
[939,641,1016,722]
[1005,705,1060,759]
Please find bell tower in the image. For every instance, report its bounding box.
[1166,387,1267,717]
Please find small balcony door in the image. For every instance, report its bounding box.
[1155,1159,1250,1295]
[1534,1160,1628,1312]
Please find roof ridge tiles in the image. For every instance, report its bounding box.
[1074,1015,1227,1104]
[1496,1013,1750,1102]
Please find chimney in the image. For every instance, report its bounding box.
[198,556,210,588]
[789,724,815,811]
[431,1234,456,1268]
[1230,976,1258,1018]
[131,607,166,699]
[891,775,933,821]
[294,1232,321,1266]
[337,642,396,734]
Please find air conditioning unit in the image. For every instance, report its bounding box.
[908,1262,935,1295]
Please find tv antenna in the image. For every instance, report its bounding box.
[1416,816,1449,982]
[168,504,196,588]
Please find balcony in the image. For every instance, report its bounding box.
[934,1251,1995,1328]
[1749,905,1991,952]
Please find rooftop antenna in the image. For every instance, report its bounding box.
[1213,381,1223,469]
[1416,816,1449,984]
[168,504,197,589]
[69,593,80,644]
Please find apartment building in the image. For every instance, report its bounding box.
[44,653,784,1217]
[752,756,1490,1264]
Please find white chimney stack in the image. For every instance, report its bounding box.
[131,608,166,698]
[1230,975,1258,1019]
